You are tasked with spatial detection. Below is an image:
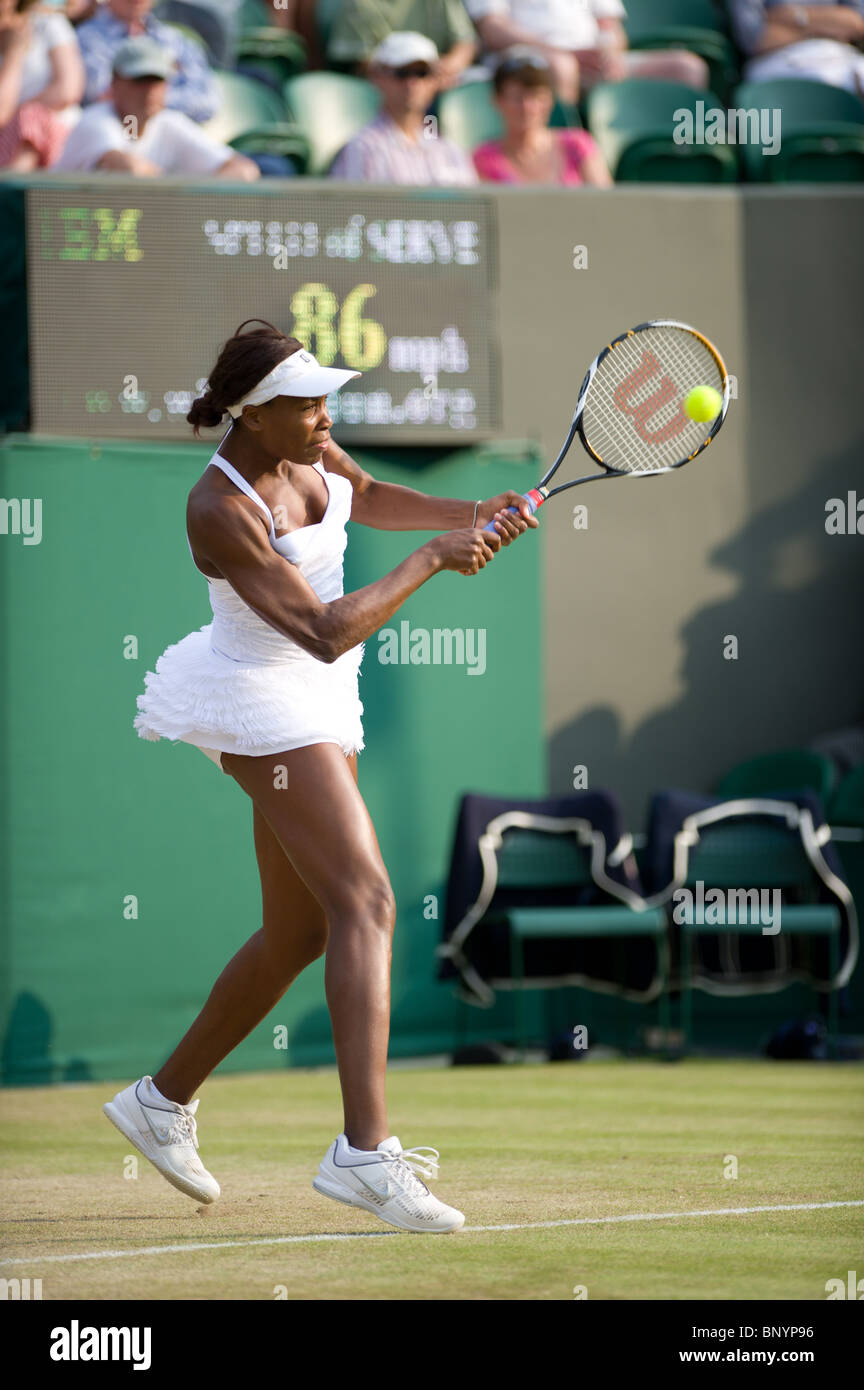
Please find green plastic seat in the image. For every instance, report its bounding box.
[623,0,738,100]
[586,79,738,181]
[437,79,580,153]
[315,0,343,47]
[235,0,276,32]
[234,27,308,82]
[714,749,836,804]
[200,71,308,164]
[624,0,730,35]
[734,79,864,182]
[282,71,381,174]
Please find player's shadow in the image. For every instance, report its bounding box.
[549,447,864,826]
[1,991,55,1085]
[0,992,94,1084]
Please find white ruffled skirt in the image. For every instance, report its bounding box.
[134,624,365,769]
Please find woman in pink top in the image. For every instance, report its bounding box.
[473,46,612,187]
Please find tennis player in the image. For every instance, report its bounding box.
[106,318,538,1234]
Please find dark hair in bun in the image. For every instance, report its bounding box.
[187,319,304,437]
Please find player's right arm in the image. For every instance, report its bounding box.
[188,493,502,663]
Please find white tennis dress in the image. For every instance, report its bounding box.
[133,448,365,771]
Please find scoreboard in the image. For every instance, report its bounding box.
[26,186,500,444]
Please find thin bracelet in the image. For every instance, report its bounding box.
[472,499,481,527]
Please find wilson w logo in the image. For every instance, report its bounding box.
[613,350,689,444]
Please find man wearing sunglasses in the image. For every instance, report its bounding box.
[329,31,478,184]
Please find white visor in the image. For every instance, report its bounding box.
[226,349,361,419]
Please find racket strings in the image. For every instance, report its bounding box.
[582,328,726,474]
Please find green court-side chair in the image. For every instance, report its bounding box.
[715,749,836,804]
[827,766,864,967]
[437,79,580,154]
[734,79,864,182]
[667,809,844,1054]
[490,823,668,1059]
[201,71,309,166]
[828,764,864,826]
[586,79,738,181]
[282,71,381,174]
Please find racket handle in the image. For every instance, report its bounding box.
[481,488,547,533]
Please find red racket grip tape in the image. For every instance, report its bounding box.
[481,488,547,533]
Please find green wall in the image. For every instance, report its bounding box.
[0,434,543,1083]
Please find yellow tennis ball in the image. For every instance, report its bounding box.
[684,385,722,423]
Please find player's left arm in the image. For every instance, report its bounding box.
[323,439,538,534]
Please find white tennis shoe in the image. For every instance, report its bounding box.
[313,1133,465,1233]
[103,1075,220,1204]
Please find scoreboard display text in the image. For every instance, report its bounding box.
[27,187,499,443]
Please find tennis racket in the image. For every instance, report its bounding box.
[484,319,731,533]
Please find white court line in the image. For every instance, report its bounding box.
[2,1199,863,1267]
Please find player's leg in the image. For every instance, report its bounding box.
[625,49,709,90]
[544,49,580,105]
[220,742,395,1154]
[151,800,330,1106]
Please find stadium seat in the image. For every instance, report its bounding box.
[714,749,836,802]
[623,0,739,102]
[733,79,864,182]
[315,0,343,48]
[586,79,738,181]
[200,71,309,166]
[235,0,276,32]
[656,805,844,1055]
[491,824,668,1059]
[437,79,580,153]
[153,0,233,67]
[282,72,381,174]
[234,32,307,92]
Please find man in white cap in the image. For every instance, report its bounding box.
[54,35,259,177]
[329,31,478,185]
[76,0,219,123]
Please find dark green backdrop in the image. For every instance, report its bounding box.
[0,434,543,1083]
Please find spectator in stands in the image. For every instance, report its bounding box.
[0,0,85,167]
[60,0,98,18]
[327,0,478,88]
[465,0,710,106]
[474,47,612,184]
[53,34,259,176]
[727,1,864,96]
[75,0,219,121]
[329,30,478,183]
